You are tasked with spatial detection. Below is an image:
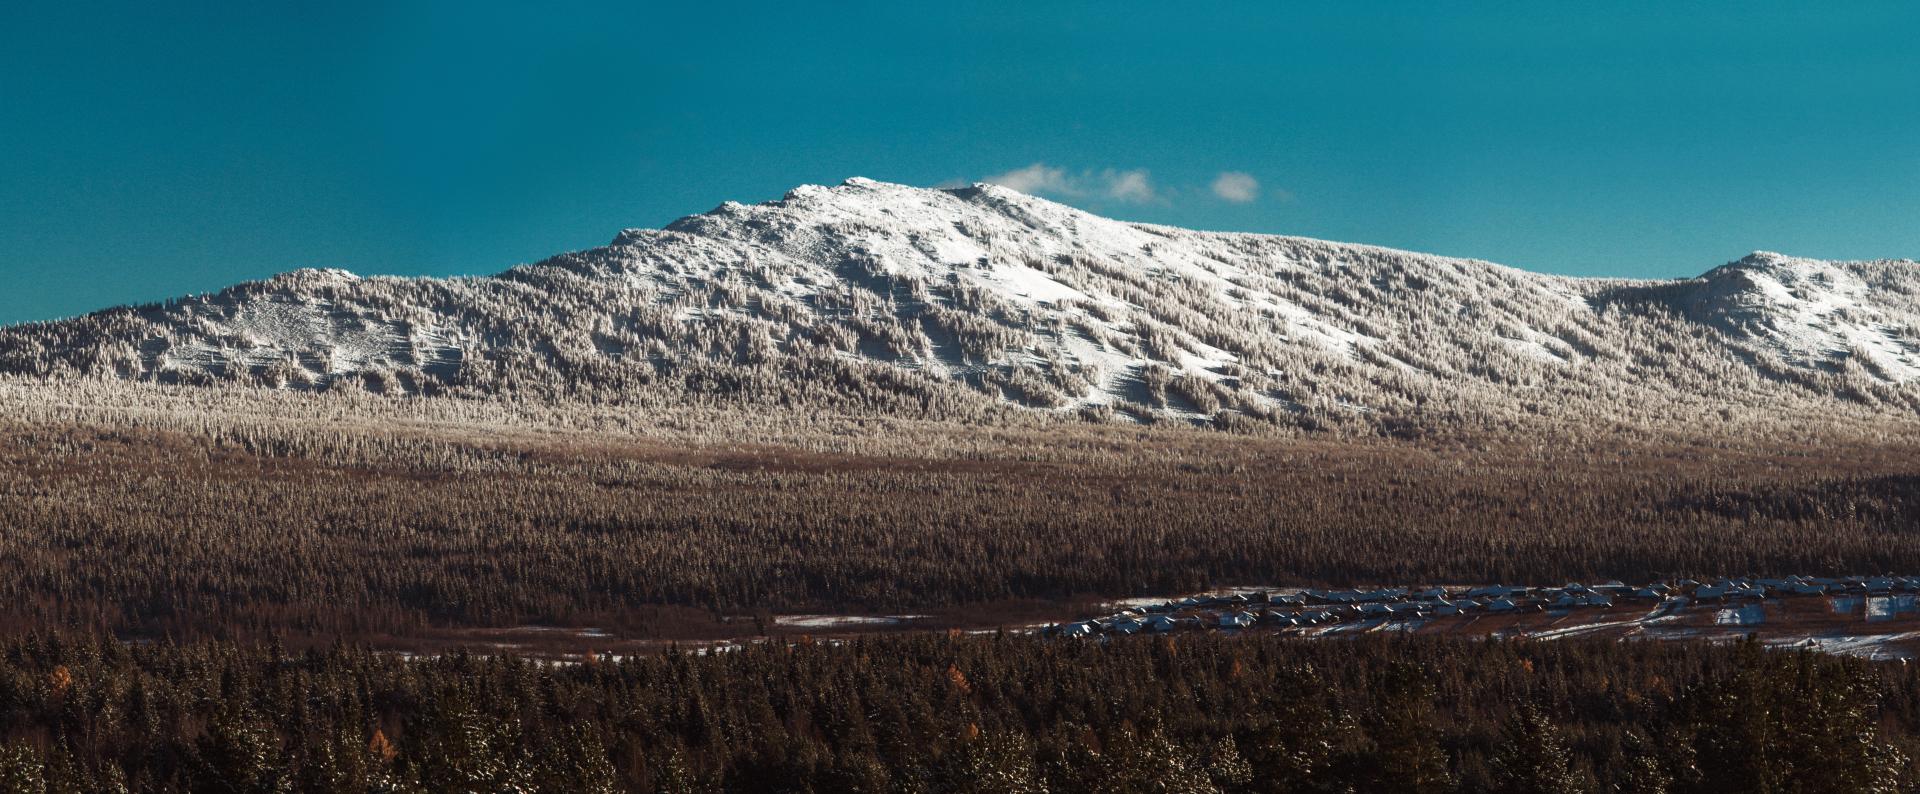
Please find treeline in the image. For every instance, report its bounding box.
[0,632,1909,792]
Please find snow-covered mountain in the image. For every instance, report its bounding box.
[3,177,1917,431]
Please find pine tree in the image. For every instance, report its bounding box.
[654,749,715,794]
[0,742,46,794]
[195,706,288,793]
[1614,731,1671,794]
[1078,725,1219,794]
[1203,735,1252,793]
[939,730,1047,794]
[1489,705,1590,794]
[1362,662,1452,793]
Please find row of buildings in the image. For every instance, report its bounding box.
[1047,575,1920,639]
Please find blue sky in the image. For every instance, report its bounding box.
[3,3,1917,325]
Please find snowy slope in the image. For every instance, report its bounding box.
[1601,251,1920,383]
[2,178,1917,430]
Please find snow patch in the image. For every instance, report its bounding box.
[989,262,1090,305]
[773,614,929,630]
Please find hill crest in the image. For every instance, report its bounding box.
[2,178,1916,432]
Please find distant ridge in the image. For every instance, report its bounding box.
[2,178,1917,432]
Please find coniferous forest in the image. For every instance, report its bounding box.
[0,380,1914,790]
[0,380,1915,640]
[0,632,1910,792]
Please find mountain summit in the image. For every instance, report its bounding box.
[2,178,1916,432]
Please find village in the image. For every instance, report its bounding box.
[1046,575,1920,659]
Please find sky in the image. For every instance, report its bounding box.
[3,3,1918,325]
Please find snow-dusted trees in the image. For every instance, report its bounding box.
[1,179,1917,435]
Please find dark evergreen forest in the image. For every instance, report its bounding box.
[0,632,1908,792]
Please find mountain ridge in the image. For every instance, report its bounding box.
[2,177,1916,432]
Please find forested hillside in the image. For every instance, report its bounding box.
[2,378,1915,640]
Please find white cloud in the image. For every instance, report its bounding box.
[1100,169,1155,203]
[1211,171,1259,203]
[984,163,1076,196]
[982,163,1158,204]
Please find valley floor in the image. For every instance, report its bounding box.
[359,579,1920,664]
